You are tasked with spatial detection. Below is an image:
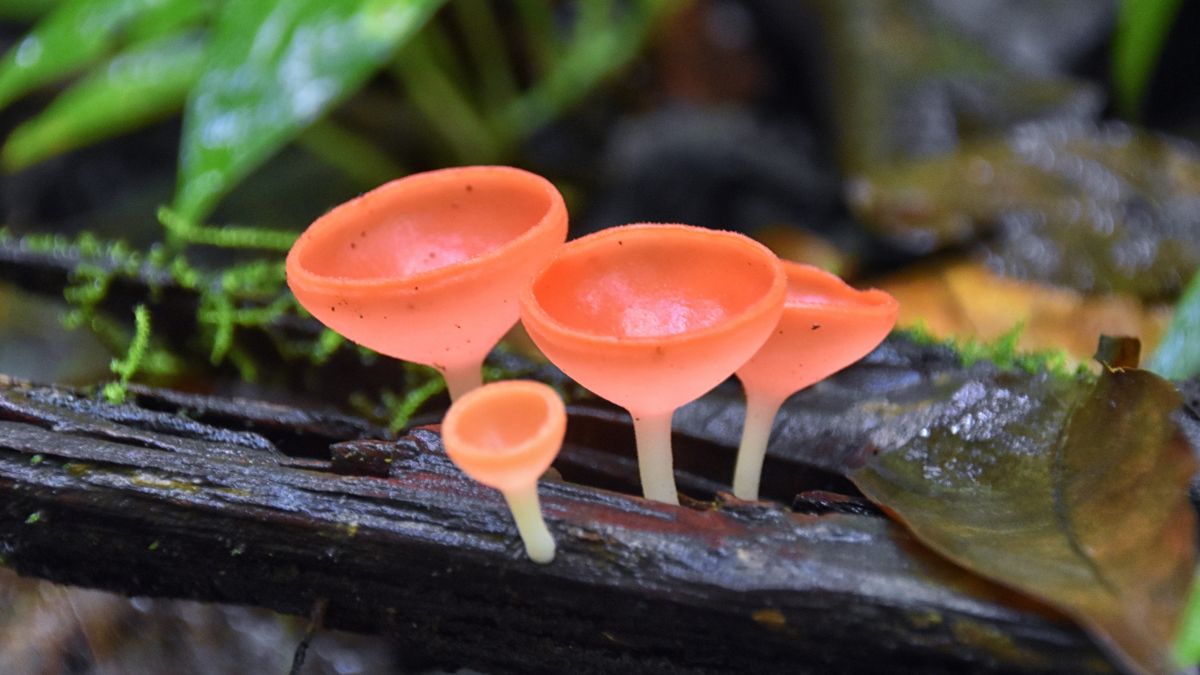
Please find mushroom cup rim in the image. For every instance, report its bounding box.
[286,165,568,295]
[780,261,899,317]
[441,380,567,467]
[519,222,788,349]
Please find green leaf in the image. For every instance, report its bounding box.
[1148,270,1200,380]
[1114,0,1184,118]
[1174,574,1200,666]
[173,0,445,222]
[850,363,1196,673]
[500,0,681,140]
[3,34,205,171]
[0,0,194,111]
[0,0,60,21]
[123,0,213,44]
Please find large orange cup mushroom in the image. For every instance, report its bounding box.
[441,380,566,563]
[520,224,786,504]
[733,262,898,500]
[286,166,568,400]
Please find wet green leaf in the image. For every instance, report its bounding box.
[172,0,445,222]
[0,0,195,111]
[1114,0,1184,118]
[674,337,1198,671]
[1149,271,1200,380]
[852,120,1200,299]
[850,363,1196,673]
[2,34,205,171]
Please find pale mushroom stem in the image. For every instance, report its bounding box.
[632,411,679,505]
[733,391,786,501]
[442,362,484,401]
[503,483,556,564]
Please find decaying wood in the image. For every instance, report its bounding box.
[0,376,1112,674]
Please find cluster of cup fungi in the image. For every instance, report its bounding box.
[286,166,898,564]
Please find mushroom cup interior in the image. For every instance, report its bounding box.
[453,387,555,457]
[530,228,780,340]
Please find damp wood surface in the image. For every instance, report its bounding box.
[0,375,1118,675]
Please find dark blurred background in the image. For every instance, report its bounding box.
[0,0,1198,671]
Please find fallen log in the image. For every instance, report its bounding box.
[0,376,1110,674]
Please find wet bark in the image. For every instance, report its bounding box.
[0,376,1112,674]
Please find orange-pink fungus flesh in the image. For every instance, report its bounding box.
[286,166,567,373]
[736,261,898,402]
[520,224,786,416]
[440,380,566,493]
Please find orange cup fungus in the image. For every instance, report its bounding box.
[286,166,568,401]
[520,224,786,504]
[733,262,898,500]
[441,380,567,563]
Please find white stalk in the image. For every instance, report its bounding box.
[733,392,785,501]
[442,362,484,401]
[503,483,556,564]
[633,410,679,505]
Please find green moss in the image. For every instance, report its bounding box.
[9,220,336,392]
[387,370,447,434]
[24,511,42,525]
[896,322,1087,379]
[158,206,297,251]
[103,304,153,404]
[64,462,93,477]
[129,472,201,492]
[349,347,550,433]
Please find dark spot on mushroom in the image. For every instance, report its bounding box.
[811,324,821,330]
[360,231,366,238]
[413,286,420,291]
[617,240,623,246]
[454,323,462,329]
[350,242,356,249]
[358,314,364,319]
[465,184,473,192]
[330,307,336,312]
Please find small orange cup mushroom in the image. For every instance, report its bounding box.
[520,224,786,504]
[286,166,568,400]
[732,262,898,500]
[441,380,566,563]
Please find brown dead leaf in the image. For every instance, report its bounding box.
[879,259,1173,367]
